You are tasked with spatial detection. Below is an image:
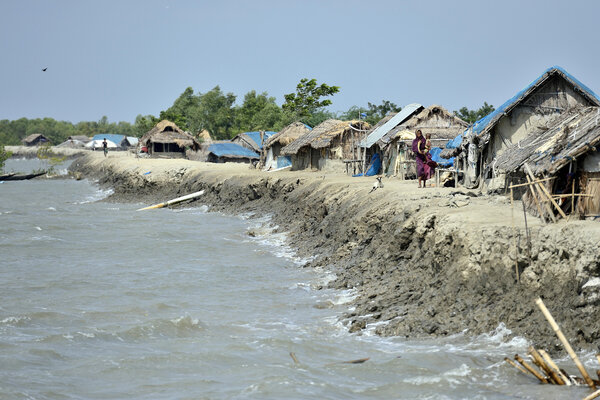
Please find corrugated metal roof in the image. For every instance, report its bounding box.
[360,104,423,148]
[208,142,259,158]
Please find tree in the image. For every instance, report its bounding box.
[0,144,12,172]
[282,78,340,120]
[454,102,495,124]
[234,90,283,132]
[192,86,237,140]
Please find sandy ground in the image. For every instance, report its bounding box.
[68,152,600,353]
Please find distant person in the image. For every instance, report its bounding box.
[412,129,427,188]
[102,138,108,157]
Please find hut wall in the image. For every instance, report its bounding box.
[291,148,311,171]
[485,76,591,166]
[578,171,600,217]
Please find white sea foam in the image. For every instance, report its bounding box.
[76,187,114,204]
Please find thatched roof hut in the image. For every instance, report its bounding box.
[378,105,468,148]
[22,134,50,146]
[140,120,200,156]
[265,122,312,150]
[198,129,213,143]
[232,131,276,152]
[280,119,369,155]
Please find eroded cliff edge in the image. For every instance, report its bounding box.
[70,153,600,352]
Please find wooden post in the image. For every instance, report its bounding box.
[510,187,520,282]
[596,354,600,366]
[571,178,576,215]
[529,346,564,385]
[535,297,596,389]
[526,175,554,222]
[524,164,567,219]
[515,354,548,383]
[522,199,532,268]
[539,349,571,386]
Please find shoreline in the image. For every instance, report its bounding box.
[68,152,600,353]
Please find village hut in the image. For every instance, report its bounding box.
[280,119,370,172]
[494,106,600,218]
[22,134,50,146]
[140,120,200,158]
[261,122,312,170]
[231,131,276,152]
[205,141,259,164]
[377,105,468,177]
[454,66,600,189]
[68,135,91,143]
[198,129,213,143]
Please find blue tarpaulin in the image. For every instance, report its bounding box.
[445,133,463,149]
[430,147,454,167]
[241,131,276,150]
[276,156,292,169]
[353,153,381,177]
[208,142,259,158]
[91,134,127,146]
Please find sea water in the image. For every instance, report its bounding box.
[0,159,593,399]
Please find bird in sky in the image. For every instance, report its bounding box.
[42,67,47,72]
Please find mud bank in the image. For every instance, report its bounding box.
[70,153,600,352]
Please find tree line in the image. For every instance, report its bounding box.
[0,78,494,145]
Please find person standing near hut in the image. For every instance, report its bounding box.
[102,138,108,157]
[412,130,427,188]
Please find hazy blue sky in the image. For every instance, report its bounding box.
[1,0,599,124]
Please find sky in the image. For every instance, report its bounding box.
[1,0,599,124]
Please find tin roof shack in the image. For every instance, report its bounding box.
[140,120,200,158]
[206,142,259,164]
[378,105,468,177]
[457,66,600,190]
[22,134,50,146]
[261,122,312,170]
[231,131,276,152]
[494,106,600,219]
[280,119,370,172]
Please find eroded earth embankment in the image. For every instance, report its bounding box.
[70,154,600,352]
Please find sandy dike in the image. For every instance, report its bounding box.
[69,152,600,353]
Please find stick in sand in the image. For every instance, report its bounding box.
[535,297,596,389]
[137,190,205,211]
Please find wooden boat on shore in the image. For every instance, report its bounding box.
[0,171,46,181]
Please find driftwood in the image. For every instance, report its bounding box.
[0,171,46,181]
[289,352,299,365]
[515,354,548,383]
[137,190,205,211]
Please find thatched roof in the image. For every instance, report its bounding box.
[280,119,370,155]
[67,135,91,142]
[265,122,312,149]
[198,129,212,143]
[141,120,200,150]
[22,133,49,145]
[377,105,468,147]
[494,106,600,176]
[473,66,600,145]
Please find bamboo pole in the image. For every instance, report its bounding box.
[504,357,532,376]
[522,199,532,268]
[529,346,564,385]
[289,352,299,365]
[535,297,596,389]
[596,354,600,366]
[552,194,594,199]
[572,178,576,215]
[527,177,545,220]
[515,354,548,383]
[511,187,520,282]
[539,349,571,386]
[527,174,554,222]
[524,165,567,220]
[508,177,555,188]
[137,190,205,211]
[583,388,600,400]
